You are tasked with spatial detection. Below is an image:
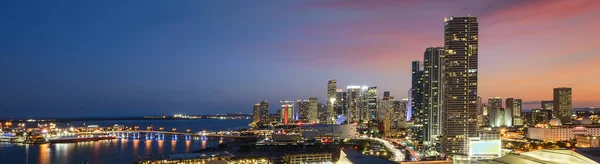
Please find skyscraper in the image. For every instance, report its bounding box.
[280,100,294,124]
[541,100,554,111]
[327,80,337,124]
[553,87,572,124]
[410,61,425,150]
[423,47,444,148]
[296,100,310,123]
[488,97,503,127]
[308,97,318,124]
[366,86,378,121]
[259,100,269,126]
[506,98,523,126]
[442,16,478,157]
[393,99,409,129]
[347,86,361,123]
[253,103,260,124]
[383,91,391,100]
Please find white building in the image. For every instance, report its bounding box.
[528,124,600,142]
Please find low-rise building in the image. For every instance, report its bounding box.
[577,135,600,148]
[283,153,332,164]
[528,125,600,142]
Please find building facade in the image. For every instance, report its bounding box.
[347,86,361,123]
[308,97,318,124]
[528,125,600,142]
[423,47,445,149]
[410,61,425,150]
[506,98,523,126]
[259,100,269,126]
[327,80,337,124]
[442,16,478,157]
[366,86,378,121]
[296,100,310,123]
[280,100,294,124]
[553,87,572,124]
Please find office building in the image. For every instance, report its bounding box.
[442,16,478,157]
[317,103,327,124]
[280,100,294,124]
[296,100,310,123]
[482,149,600,164]
[336,89,347,117]
[576,135,600,148]
[528,125,600,142]
[259,100,269,126]
[308,97,318,124]
[253,104,260,124]
[554,87,573,124]
[327,80,337,124]
[531,109,552,125]
[541,100,554,111]
[423,47,445,149]
[506,98,523,126]
[393,99,408,129]
[410,61,425,150]
[347,86,361,123]
[284,153,332,164]
[366,86,378,121]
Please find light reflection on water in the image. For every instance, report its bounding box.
[1,139,220,164]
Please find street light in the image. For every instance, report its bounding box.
[186,129,191,133]
[159,127,164,131]
[172,128,177,132]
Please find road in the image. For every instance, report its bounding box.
[362,136,405,162]
[386,138,420,161]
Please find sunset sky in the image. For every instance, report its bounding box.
[1,0,599,118]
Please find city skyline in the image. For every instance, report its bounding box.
[2,0,600,118]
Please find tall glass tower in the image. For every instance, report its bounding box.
[442,16,478,157]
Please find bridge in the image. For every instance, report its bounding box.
[90,130,259,141]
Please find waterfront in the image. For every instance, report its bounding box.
[0,119,251,164]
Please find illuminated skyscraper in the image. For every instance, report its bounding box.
[366,86,378,121]
[488,97,503,127]
[541,100,554,111]
[410,60,425,150]
[259,100,269,126]
[327,80,337,124]
[336,89,347,117]
[308,97,318,124]
[297,100,310,123]
[506,98,523,126]
[347,86,361,123]
[253,103,260,124]
[383,91,391,100]
[318,103,327,123]
[442,16,478,156]
[393,99,409,129]
[280,100,294,124]
[553,87,572,124]
[423,47,444,148]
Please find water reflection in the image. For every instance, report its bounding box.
[145,140,152,155]
[185,140,191,152]
[219,139,223,144]
[133,139,139,152]
[39,144,50,164]
[170,140,176,153]
[201,140,207,149]
[157,140,164,154]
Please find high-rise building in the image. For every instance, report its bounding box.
[327,80,337,124]
[360,86,369,122]
[541,101,554,111]
[488,97,503,109]
[336,89,347,117]
[347,86,361,123]
[531,109,552,125]
[410,60,425,150]
[253,104,260,124]
[259,100,269,126]
[308,97,318,124]
[423,47,444,148]
[297,100,310,123]
[383,91,391,100]
[393,99,409,129]
[553,87,572,124]
[366,86,378,121]
[280,100,294,124]
[506,98,523,126]
[442,16,478,157]
[318,103,327,123]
